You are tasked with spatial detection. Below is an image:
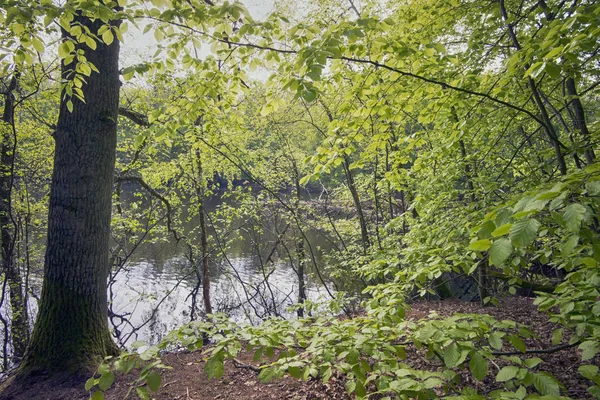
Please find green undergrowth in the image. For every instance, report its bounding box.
[87,165,600,400]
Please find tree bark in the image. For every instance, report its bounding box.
[1,74,29,362]
[565,77,595,165]
[18,14,120,376]
[294,175,306,318]
[319,100,370,251]
[195,147,212,316]
[343,157,370,251]
[499,0,567,175]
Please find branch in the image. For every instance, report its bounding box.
[119,107,150,127]
[491,341,580,356]
[338,56,545,126]
[144,16,543,124]
[232,358,260,373]
[114,175,182,242]
[348,0,360,17]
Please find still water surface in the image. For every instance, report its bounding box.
[107,196,333,347]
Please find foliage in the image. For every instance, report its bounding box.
[1,0,599,398]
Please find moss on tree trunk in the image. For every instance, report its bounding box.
[17,13,120,378]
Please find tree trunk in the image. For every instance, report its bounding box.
[19,14,120,376]
[499,0,567,175]
[565,77,595,165]
[318,100,370,251]
[385,143,394,220]
[195,148,212,316]
[1,75,29,362]
[294,178,306,318]
[342,158,370,251]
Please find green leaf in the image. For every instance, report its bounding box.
[98,364,110,375]
[443,342,461,367]
[563,203,586,233]
[355,380,366,398]
[346,379,356,395]
[496,366,519,382]
[525,62,544,78]
[561,235,580,257]
[525,358,543,369]
[204,356,224,379]
[469,239,491,251]
[322,366,332,383]
[469,352,488,381]
[145,370,161,392]
[588,385,600,398]
[253,347,263,362]
[85,36,97,50]
[58,42,71,58]
[586,181,600,196]
[489,239,513,266]
[544,46,563,59]
[98,371,114,391]
[578,365,599,381]
[136,386,150,400]
[551,328,563,346]
[531,372,560,396]
[85,377,96,391]
[102,29,114,45]
[492,223,512,237]
[131,340,146,350]
[544,62,561,78]
[301,89,317,102]
[489,332,503,350]
[580,341,598,361]
[32,37,44,53]
[258,367,276,383]
[288,366,302,379]
[91,391,104,400]
[509,335,526,353]
[478,220,496,239]
[509,218,540,247]
[346,349,359,364]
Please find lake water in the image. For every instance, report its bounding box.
[107,195,335,348]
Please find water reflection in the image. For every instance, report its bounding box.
[108,195,334,347]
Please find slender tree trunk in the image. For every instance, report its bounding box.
[294,177,306,318]
[319,100,370,251]
[342,158,370,251]
[195,148,212,316]
[373,156,382,250]
[565,77,595,165]
[19,14,120,376]
[499,0,567,175]
[0,75,29,362]
[385,143,394,220]
[478,260,488,306]
[459,140,475,201]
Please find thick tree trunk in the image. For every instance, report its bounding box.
[19,15,120,376]
[1,75,29,362]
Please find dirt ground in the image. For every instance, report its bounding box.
[0,298,596,400]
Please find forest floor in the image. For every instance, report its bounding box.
[0,297,595,400]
